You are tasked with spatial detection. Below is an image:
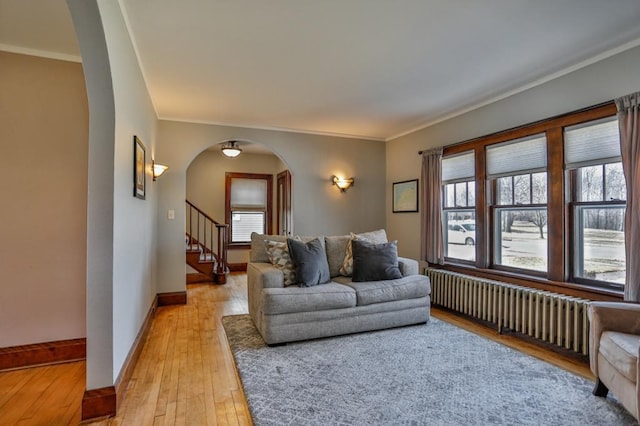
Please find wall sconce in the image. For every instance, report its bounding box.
[152,160,168,181]
[221,140,242,158]
[331,175,354,193]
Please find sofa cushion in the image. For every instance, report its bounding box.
[262,283,357,315]
[336,275,430,306]
[352,239,402,282]
[251,233,323,263]
[340,229,388,276]
[324,235,351,277]
[287,237,331,287]
[599,331,640,383]
[265,240,296,286]
[251,233,287,263]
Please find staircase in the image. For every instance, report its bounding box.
[185,200,229,284]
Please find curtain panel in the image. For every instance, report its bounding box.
[616,92,640,302]
[420,147,444,264]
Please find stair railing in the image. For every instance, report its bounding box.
[185,200,229,284]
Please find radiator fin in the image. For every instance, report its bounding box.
[426,268,591,356]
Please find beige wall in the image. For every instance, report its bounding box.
[186,150,286,264]
[386,45,640,262]
[0,51,87,347]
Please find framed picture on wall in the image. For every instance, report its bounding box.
[393,179,418,213]
[134,135,146,200]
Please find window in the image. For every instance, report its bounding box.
[225,173,273,245]
[565,117,626,287]
[487,135,548,273]
[438,101,626,293]
[442,151,476,262]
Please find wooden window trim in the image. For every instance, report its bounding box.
[225,172,273,248]
[440,101,623,300]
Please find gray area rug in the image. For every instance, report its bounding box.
[222,315,635,425]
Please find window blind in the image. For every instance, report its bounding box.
[230,178,267,209]
[486,134,547,178]
[442,151,475,183]
[564,117,620,169]
[231,212,265,242]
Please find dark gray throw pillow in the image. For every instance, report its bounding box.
[352,239,403,282]
[287,237,331,287]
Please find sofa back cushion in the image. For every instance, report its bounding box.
[250,232,287,263]
[324,235,351,277]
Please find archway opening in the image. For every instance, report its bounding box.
[185,140,292,277]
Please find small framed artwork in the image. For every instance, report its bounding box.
[133,135,146,200]
[393,179,418,213]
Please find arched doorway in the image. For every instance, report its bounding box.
[185,140,292,278]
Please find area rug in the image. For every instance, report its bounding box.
[222,315,635,425]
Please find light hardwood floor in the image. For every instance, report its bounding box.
[0,273,591,425]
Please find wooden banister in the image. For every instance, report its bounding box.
[185,200,229,284]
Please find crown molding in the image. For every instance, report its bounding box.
[0,43,81,63]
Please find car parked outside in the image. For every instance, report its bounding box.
[448,222,476,245]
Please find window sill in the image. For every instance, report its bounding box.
[228,243,251,250]
[432,262,624,302]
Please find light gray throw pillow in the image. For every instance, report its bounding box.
[287,237,331,287]
[351,239,402,282]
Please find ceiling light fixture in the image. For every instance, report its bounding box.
[221,141,242,158]
[331,175,354,192]
[152,160,169,181]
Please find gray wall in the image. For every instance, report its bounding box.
[386,45,640,261]
[157,121,386,293]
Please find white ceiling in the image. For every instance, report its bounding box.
[2,1,640,141]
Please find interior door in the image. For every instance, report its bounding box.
[276,170,292,236]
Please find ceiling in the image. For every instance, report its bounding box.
[2,1,640,141]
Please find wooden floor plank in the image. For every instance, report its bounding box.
[0,272,592,425]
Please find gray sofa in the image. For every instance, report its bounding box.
[247,231,431,345]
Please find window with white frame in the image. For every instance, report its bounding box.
[565,117,626,287]
[487,134,548,273]
[442,151,476,262]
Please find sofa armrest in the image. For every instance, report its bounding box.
[588,301,640,376]
[398,257,419,276]
[247,262,285,289]
[247,262,285,331]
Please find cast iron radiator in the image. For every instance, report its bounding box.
[425,268,591,356]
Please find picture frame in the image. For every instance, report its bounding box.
[393,179,418,213]
[133,135,146,200]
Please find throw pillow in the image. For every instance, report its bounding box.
[339,229,388,276]
[351,239,403,282]
[287,237,331,287]
[265,240,296,286]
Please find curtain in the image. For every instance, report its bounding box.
[616,92,640,302]
[420,147,444,264]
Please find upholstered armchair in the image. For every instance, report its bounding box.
[588,301,640,421]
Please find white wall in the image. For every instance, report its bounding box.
[186,150,286,264]
[386,45,640,261]
[0,52,87,348]
[157,121,386,294]
[68,0,159,388]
